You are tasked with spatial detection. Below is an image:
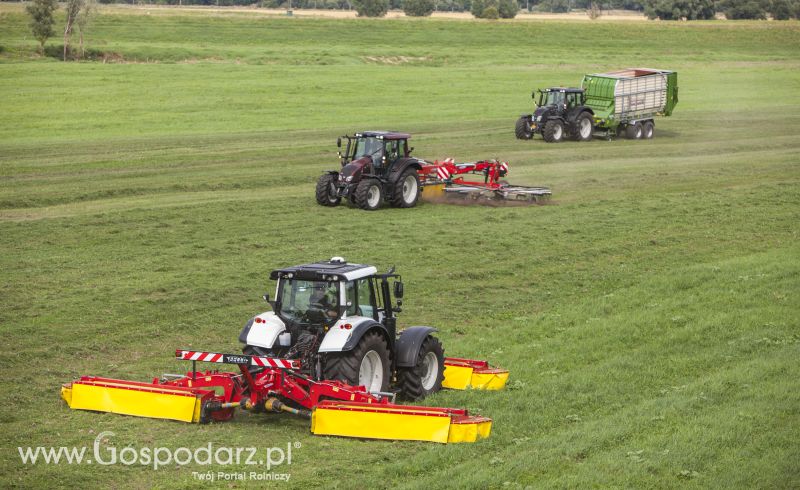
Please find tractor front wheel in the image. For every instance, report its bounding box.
[515,116,533,140]
[315,174,341,206]
[390,169,421,208]
[542,120,565,143]
[397,335,445,400]
[354,178,383,211]
[324,330,391,393]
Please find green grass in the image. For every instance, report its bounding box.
[1,6,799,488]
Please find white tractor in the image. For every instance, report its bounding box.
[239,257,444,400]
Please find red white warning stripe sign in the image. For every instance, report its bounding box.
[436,166,451,180]
[500,161,509,173]
[178,350,224,363]
[251,356,299,369]
[175,350,299,369]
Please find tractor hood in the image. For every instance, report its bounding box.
[340,156,371,181]
[533,106,550,121]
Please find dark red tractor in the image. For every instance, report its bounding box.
[315,131,423,211]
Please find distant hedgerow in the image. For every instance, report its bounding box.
[353,0,389,16]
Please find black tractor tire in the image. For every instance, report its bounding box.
[625,122,643,140]
[323,330,391,393]
[572,112,594,142]
[315,174,341,206]
[643,121,654,139]
[515,116,533,140]
[390,168,421,208]
[542,120,565,143]
[396,335,445,401]
[354,178,383,211]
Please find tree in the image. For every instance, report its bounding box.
[64,0,84,61]
[76,0,96,58]
[353,0,389,15]
[403,0,435,15]
[470,0,486,15]
[482,3,500,15]
[540,0,571,12]
[643,0,715,19]
[720,0,768,18]
[497,0,519,17]
[769,0,791,18]
[587,1,602,17]
[26,0,58,55]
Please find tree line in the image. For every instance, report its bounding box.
[24,0,800,57]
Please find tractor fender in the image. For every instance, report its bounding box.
[388,158,423,184]
[318,317,389,353]
[566,107,594,124]
[395,326,438,368]
[239,311,286,349]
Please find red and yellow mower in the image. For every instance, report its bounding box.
[62,259,508,444]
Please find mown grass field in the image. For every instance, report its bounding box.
[1,6,799,488]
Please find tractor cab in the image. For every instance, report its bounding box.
[263,257,403,333]
[337,131,411,173]
[534,88,585,112]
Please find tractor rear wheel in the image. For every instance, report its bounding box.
[323,330,391,393]
[354,178,383,211]
[390,169,421,208]
[573,112,594,141]
[515,116,533,140]
[643,121,654,139]
[625,122,643,139]
[315,174,341,206]
[397,335,445,400]
[542,120,565,143]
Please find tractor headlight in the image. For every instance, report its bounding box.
[345,176,353,182]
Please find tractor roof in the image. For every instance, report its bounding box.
[269,258,378,282]
[542,87,584,93]
[354,131,410,140]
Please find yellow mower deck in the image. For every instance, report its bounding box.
[61,376,211,423]
[443,358,510,390]
[311,401,492,443]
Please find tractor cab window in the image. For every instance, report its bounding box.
[278,279,339,324]
[353,137,384,167]
[566,92,581,109]
[356,278,375,319]
[539,91,565,107]
[343,279,376,319]
[385,140,400,163]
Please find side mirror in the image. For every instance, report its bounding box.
[409,146,414,154]
[394,281,404,299]
[337,137,341,148]
[262,293,274,310]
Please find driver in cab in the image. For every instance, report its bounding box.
[309,284,339,320]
